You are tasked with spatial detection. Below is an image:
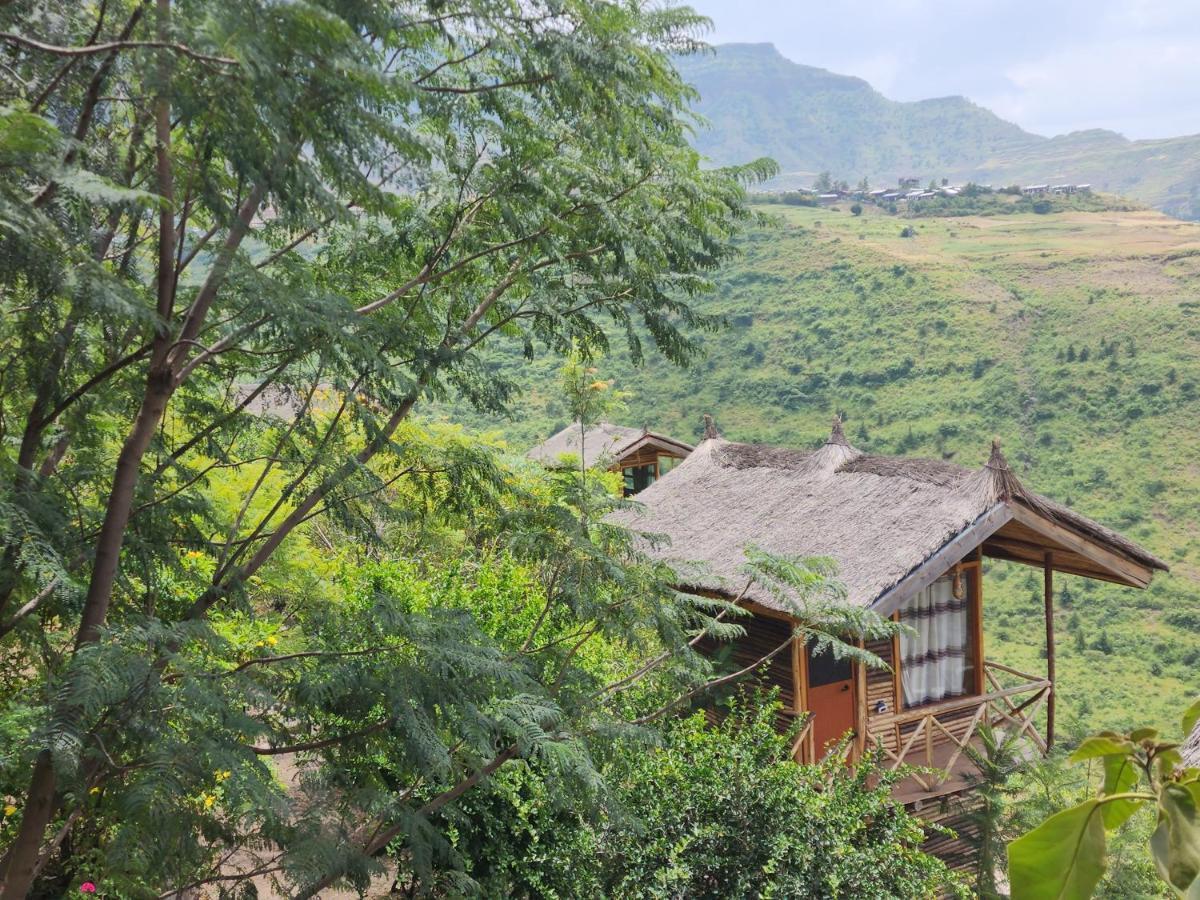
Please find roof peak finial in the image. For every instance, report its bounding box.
[828,414,848,446]
[987,436,1008,470]
[702,413,721,441]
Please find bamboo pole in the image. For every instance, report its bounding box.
[1044,551,1056,749]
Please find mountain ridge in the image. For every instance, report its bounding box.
[680,43,1200,218]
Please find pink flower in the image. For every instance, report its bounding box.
[80,883,96,894]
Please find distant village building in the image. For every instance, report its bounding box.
[899,177,921,189]
[527,422,693,496]
[1022,184,1049,196]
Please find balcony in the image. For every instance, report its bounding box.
[864,661,1051,804]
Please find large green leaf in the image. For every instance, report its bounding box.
[1182,698,1200,740]
[1151,784,1200,894]
[1009,800,1107,900]
[1100,755,1142,830]
[1070,734,1134,763]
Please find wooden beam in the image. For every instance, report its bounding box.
[1008,503,1152,588]
[872,504,1014,617]
[972,563,985,697]
[1044,551,1056,749]
[981,543,1139,586]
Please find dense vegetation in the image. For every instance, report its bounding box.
[677,42,1200,220]
[447,202,1200,740]
[0,0,852,896]
[1008,700,1200,899]
[452,698,961,898]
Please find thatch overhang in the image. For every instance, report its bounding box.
[527,422,693,469]
[610,419,1168,616]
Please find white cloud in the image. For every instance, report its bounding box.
[986,37,1200,137]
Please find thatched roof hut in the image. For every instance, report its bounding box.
[526,422,693,469]
[611,417,1167,615]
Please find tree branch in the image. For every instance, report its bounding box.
[1,31,237,66]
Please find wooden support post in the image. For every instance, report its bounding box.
[791,636,804,763]
[854,638,868,761]
[1044,551,1056,749]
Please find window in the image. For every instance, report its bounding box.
[622,463,656,496]
[657,454,679,475]
[898,572,974,708]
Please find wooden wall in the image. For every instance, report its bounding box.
[696,614,795,712]
[864,634,899,754]
[915,790,984,877]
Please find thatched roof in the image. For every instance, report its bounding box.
[611,418,1167,615]
[527,422,693,469]
[1184,723,1200,769]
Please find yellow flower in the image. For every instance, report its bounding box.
[185,550,203,559]
[3,804,16,816]
[202,793,216,809]
[88,787,100,796]
[266,635,278,646]
[215,770,232,783]
[254,641,265,648]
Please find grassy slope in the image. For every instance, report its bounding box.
[441,204,1200,737]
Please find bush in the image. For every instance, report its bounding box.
[449,698,961,898]
[851,203,863,216]
[900,225,917,238]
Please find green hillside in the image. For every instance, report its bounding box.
[440,204,1200,737]
[678,43,1200,220]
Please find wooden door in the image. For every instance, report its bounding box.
[806,647,855,759]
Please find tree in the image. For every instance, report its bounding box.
[1008,698,1200,899]
[813,171,834,192]
[858,176,870,192]
[0,1,777,894]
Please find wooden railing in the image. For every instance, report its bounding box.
[863,661,1051,794]
[777,709,813,761]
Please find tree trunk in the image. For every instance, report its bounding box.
[0,751,57,899]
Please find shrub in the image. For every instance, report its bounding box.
[851,203,864,216]
[900,225,917,238]
[450,698,961,898]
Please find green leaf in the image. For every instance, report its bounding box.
[1008,800,1107,900]
[1151,784,1200,893]
[1070,735,1134,762]
[1100,755,1142,830]
[56,169,161,208]
[1182,698,1200,739]
[1132,727,1161,743]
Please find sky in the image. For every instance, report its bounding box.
[685,0,1200,140]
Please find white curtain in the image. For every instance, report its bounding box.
[899,575,968,707]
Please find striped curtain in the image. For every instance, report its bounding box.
[899,575,968,707]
